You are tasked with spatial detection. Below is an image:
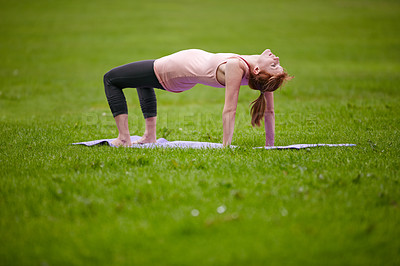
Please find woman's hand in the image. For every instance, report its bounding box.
[222,110,236,147]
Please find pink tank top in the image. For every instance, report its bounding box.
[153,49,250,93]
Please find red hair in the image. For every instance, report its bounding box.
[248,70,293,127]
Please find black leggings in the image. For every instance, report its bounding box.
[103,60,165,118]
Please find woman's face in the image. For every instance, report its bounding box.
[257,49,283,75]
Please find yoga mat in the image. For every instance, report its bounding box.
[72,136,356,149]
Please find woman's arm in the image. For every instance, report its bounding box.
[222,59,245,146]
[264,92,275,146]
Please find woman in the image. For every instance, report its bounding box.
[103,49,292,147]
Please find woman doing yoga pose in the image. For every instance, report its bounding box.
[103,49,292,147]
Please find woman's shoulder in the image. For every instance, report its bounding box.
[225,57,249,71]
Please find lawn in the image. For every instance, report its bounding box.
[1,0,399,265]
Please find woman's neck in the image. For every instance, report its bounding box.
[240,55,259,70]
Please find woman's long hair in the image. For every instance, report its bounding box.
[248,70,293,127]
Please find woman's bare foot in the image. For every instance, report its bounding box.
[132,135,156,144]
[111,135,132,147]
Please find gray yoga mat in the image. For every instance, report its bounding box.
[72,136,356,149]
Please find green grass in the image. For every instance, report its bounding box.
[1,0,400,265]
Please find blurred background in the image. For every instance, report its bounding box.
[1,0,398,121]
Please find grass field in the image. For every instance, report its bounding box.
[1,0,400,265]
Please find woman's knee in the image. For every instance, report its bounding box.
[103,70,113,85]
